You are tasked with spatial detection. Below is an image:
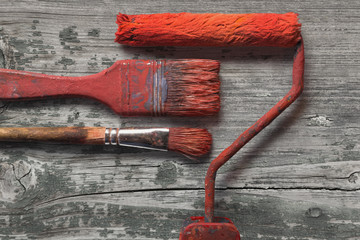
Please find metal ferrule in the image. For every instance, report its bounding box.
[151,60,168,116]
[104,128,111,145]
[118,60,168,116]
[104,128,169,151]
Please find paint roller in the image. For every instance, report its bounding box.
[115,12,304,240]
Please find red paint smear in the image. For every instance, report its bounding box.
[115,12,301,47]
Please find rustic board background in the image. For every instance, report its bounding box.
[0,0,359,239]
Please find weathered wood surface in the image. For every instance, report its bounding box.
[0,0,359,239]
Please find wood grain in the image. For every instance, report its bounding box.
[0,0,359,239]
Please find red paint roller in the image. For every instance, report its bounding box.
[115,12,301,47]
[116,12,304,240]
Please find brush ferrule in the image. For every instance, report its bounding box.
[104,128,110,145]
[151,60,167,116]
[104,128,169,151]
[119,60,167,116]
[110,128,118,145]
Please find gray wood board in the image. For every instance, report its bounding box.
[0,0,359,239]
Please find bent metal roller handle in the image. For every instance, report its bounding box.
[181,42,304,239]
[0,59,220,117]
[200,40,304,239]
[114,12,304,240]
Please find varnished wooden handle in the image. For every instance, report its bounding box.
[0,127,106,145]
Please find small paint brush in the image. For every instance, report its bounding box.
[0,127,212,157]
[0,59,220,117]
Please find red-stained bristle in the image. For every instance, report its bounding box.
[164,59,220,116]
[115,12,301,47]
[168,128,212,157]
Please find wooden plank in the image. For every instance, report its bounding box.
[1,189,360,239]
[0,0,359,239]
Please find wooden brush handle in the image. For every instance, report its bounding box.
[0,127,105,144]
[0,68,102,100]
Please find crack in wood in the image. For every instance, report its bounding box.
[36,186,360,208]
[226,186,360,192]
[10,163,26,192]
[10,163,32,193]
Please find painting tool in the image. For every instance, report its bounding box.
[0,59,220,117]
[115,12,301,47]
[0,127,212,157]
[180,39,304,240]
[115,12,304,239]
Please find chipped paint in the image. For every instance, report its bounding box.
[88,29,100,37]
[59,26,82,51]
[59,26,80,43]
[308,115,332,127]
[306,207,323,218]
[57,56,75,70]
[0,30,54,70]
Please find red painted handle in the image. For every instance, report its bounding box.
[0,69,100,100]
[0,64,123,114]
[204,38,305,222]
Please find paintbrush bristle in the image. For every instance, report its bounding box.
[168,127,212,157]
[164,59,220,116]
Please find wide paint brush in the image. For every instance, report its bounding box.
[0,59,220,116]
[0,127,212,157]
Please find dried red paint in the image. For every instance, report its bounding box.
[115,11,304,238]
[179,216,240,240]
[204,38,304,223]
[178,38,304,240]
[164,59,220,116]
[116,12,301,47]
[0,59,220,117]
